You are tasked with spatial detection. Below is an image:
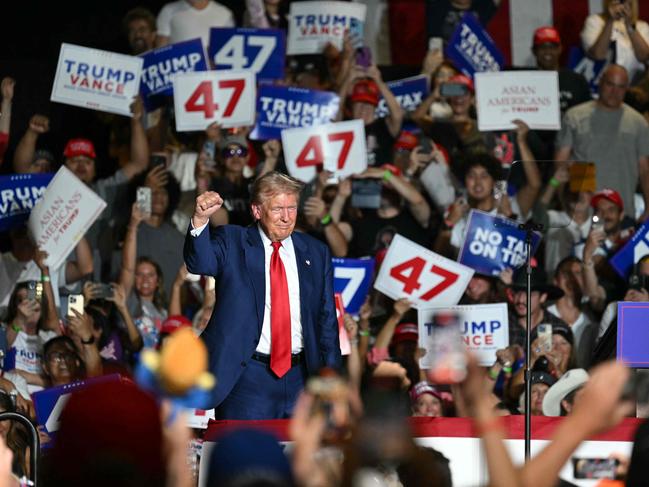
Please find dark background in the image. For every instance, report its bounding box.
[0,1,248,175]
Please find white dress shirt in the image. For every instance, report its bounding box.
[189,222,303,354]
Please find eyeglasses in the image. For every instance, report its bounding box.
[221,146,248,159]
[47,352,77,364]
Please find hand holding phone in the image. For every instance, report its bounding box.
[67,294,85,317]
[136,186,152,218]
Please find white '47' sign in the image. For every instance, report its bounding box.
[374,234,474,309]
[281,119,367,182]
[172,70,256,131]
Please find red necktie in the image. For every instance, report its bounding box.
[270,241,291,377]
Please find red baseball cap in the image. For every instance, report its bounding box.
[591,188,624,211]
[350,79,380,106]
[410,381,443,403]
[533,26,561,47]
[448,74,474,93]
[64,138,96,159]
[160,315,193,335]
[392,322,418,345]
[394,131,419,152]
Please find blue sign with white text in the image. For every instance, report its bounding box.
[0,173,53,231]
[617,302,649,368]
[251,85,340,140]
[445,13,504,78]
[458,210,541,276]
[332,257,375,316]
[140,38,207,110]
[568,44,612,95]
[376,75,429,119]
[610,220,649,278]
[33,374,125,438]
[209,28,285,80]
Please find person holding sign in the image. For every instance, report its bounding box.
[434,135,541,258]
[184,171,341,419]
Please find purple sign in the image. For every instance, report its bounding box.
[617,302,649,368]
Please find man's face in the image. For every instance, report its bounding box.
[412,394,443,417]
[465,275,492,303]
[65,156,96,184]
[598,67,628,110]
[127,19,156,54]
[530,383,549,415]
[513,290,545,318]
[251,192,298,242]
[465,165,494,201]
[595,198,623,234]
[533,43,561,70]
[352,102,377,125]
[222,144,249,174]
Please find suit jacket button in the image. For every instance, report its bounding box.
[241,361,247,367]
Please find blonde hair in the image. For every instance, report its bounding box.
[250,171,304,206]
[602,0,639,25]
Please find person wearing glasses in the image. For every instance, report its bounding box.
[208,133,256,227]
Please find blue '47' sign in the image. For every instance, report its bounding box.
[209,28,285,80]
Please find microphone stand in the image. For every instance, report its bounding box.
[519,220,543,461]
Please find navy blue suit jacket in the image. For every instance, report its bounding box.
[184,224,341,407]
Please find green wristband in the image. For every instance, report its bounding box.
[502,365,513,374]
[359,329,370,337]
[320,214,332,226]
[549,177,560,188]
[383,170,393,182]
[488,368,500,380]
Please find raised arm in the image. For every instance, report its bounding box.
[13,115,49,173]
[121,97,149,181]
[108,283,143,351]
[34,248,61,334]
[184,191,225,277]
[512,120,542,218]
[64,237,94,285]
[367,65,404,138]
[0,78,15,165]
[119,203,145,297]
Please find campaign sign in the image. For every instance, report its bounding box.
[287,1,366,55]
[374,234,474,309]
[458,210,541,276]
[140,38,207,111]
[445,13,504,77]
[209,28,285,80]
[281,119,367,182]
[418,303,509,367]
[28,166,107,270]
[475,71,561,131]
[617,302,649,368]
[51,43,143,116]
[0,173,53,232]
[173,70,256,131]
[335,293,351,355]
[33,374,125,436]
[333,257,375,316]
[568,45,612,95]
[375,75,429,119]
[610,219,649,278]
[251,85,340,140]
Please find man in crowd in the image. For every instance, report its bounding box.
[123,7,158,55]
[555,64,649,220]
[184,171,341,419]
[156,0,234,48]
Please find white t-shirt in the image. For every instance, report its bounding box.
[581,14,649,82]
[5,329,57,380]
[167,1,235,48]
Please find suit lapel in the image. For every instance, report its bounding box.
[244,226,265,334]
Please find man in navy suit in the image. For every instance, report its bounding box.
[184,171,341,419]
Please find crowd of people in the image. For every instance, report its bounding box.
[2,0,649,485]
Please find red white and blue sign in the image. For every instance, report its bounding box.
[140,38,208,111]
[617,302,649,368]
[332,257,375,316]
[251,85,340,140]
[209,27,285,80]
[568,45,612,96]
[458,210,541,276]
[610,219,649,279]
[32,374,126,437]
[0,173,53,232]
[445,13,504,78]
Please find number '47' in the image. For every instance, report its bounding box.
[390,257,459,300]
[184,79,245,118]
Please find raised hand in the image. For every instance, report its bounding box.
[193,191,224,227]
